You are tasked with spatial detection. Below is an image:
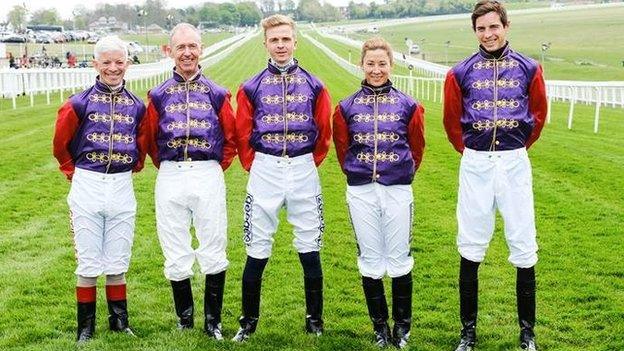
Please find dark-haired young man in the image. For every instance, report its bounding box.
[443,1,547,350]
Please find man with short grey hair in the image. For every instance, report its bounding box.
[53,35,148,343]
[143,23,237,340]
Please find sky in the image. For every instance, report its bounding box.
[2,0,367,22]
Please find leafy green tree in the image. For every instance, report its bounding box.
[30,8,61,25]
[217,3,241,26]
[7,5,27,31]
[297,0,324,21]
[237,2,262,26]
[347,1,369,19]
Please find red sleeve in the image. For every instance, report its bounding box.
[235,86,256,172]
[133,106,149,173]
[312,87,332,167]
[53,101,79,180]
[144,95,161,168]
[443,71,465,154]
[526,65,547,149]
[218,92,237,171]
[331,104,349,173]
[408,104,426,170]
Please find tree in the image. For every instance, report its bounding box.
[297,0,324,22]
[30,8,62,25]
[198,3,219,26]
[260,0,276,15]
[7,5,27,31]
[236,2,262,26]
[347,1,369,20]
[283,0,297,14]
[217,3,240,26]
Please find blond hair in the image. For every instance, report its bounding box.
[360,37,393,65]
[261,14,296,37]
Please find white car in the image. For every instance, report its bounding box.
[126,41,144,54]
[409,44,421,55]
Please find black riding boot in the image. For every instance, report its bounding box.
[392,273,412,349]
[363,276,391,347]
[232,256,268,342]
[107,299,134,335]
[232,278,261,342]
[204,271,226,340]
[517,267,537,350]
[455,257,479,351]
[304,276,324,335]
[171,278,194,329]
[77,301,96,342]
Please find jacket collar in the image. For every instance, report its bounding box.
[478,42,510,60]
[361,79,393,95]
[172,66,203,82]
[94,77,125,94]
[267,58,298,74]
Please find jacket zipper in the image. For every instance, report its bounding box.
[281,73,288,157]
[183,81,190,160]
[372,93,379,182]
[105,93,116,173]
[490,58,499,151]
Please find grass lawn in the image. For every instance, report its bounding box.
[0,30,623,351]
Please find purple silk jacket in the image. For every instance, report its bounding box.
[337,83,422,186]
[446,45,544,151]
[148,69,229,163]
[67,79,146,173]
[240,60,324,158]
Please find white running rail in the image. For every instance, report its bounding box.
[0,29,259,108]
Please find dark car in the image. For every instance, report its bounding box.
[1,34,28,43]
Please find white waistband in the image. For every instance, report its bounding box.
[464,147,526,159]
[159,160,220,170]
[74,167,132,180]
[254,152,314,166]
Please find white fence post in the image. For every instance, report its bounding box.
[594,87,601,133]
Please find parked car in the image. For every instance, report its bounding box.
[2,35,28,43]
[126,41,144,55]
[409,44,421,55]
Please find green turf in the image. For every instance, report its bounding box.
[0,30,623,351]
[346,5,624,81]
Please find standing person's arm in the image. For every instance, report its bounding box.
[218,92,237,171]
[133,104,149,173]
[332,104,349,173]
[53,101,79,180]
[526,65,547,149]
[443,70,465,154]
[143,93,161,168]
[407,104,426,170]
[312,87,332,167]
[235,86,256,172]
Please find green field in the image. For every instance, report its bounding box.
[1,30,623,351]
[346,5,624,81]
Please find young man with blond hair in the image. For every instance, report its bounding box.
[233,14,332,342]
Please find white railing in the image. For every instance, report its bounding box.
[304,31,623,133]
[0,29,259,108]
[314,29,448,78]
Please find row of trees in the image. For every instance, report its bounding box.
[4,0,573,31]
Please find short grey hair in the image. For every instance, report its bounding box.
[170,23,202,46]
[94,35,128,61]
